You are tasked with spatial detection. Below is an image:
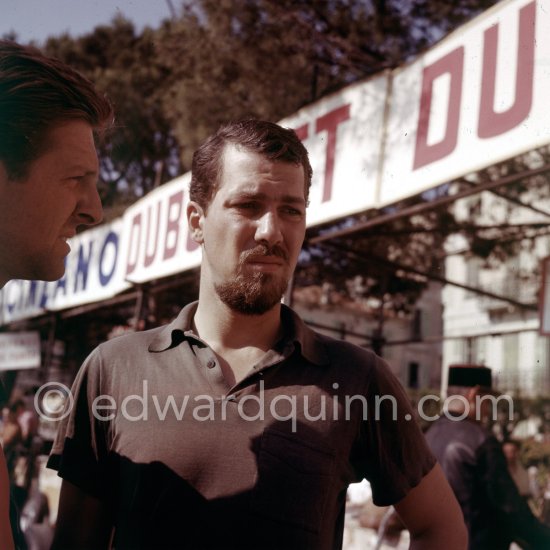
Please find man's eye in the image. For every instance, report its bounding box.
[63,177,80,187]
[237,202,259,210]
[282,206,303,217]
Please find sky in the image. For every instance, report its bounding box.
[0,0,174,44]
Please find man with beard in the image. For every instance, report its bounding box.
[49,120,466,549]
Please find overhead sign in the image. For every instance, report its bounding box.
[121,174,202,284]
[381,0,548,205]
[1,0,549,324]
[279,74,389,226]
[0,331,41,371]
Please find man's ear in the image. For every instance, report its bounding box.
[187,201,205,244]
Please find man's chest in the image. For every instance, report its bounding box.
[103,366,361,497]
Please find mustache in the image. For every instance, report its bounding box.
[240,244,288,263]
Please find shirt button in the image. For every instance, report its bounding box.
[207,359,216,368]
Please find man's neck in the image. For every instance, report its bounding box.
[193,293,283,353]
[192,292,284,387]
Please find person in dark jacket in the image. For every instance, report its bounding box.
[426,364,550,549]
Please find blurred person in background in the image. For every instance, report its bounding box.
[17,398,38,450]
[1,401,24,477]
[502,439,539,503]
[426,365,550,549]
[3,398,40,515]
[0,39,113,550]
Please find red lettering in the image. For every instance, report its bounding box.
[478,1,535,138]
[315,104,350,202]
[125,213,142,276]
[143,202,161,268]
[413,47,464,170]
[164,191,184,260]
[294,124,309,141]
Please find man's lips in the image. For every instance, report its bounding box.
[59,230,76,241]
[242,245,288,263]
[240,246,288,272]
[245,256,286,272]
[247,256,284,265]
[58,232,76,252]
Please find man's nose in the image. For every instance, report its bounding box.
[255,211,283,246]
[76,183,103,227]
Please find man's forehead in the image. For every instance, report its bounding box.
[229,187,306,205]
[39,120,97,155]
[222,142,302,170]
[219,144,305,190]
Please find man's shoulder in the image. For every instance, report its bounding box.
[94,323,171,358]
[427,416,490,447]
[312,329,378,363]
[94,303,196,359]
[285,306,379,366]
[288,309,397,391]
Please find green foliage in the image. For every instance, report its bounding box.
[521,438,550,468]
[297,212,447,315]
[42,16,182,217]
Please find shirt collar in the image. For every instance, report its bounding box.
[280,304,330,366]
[148,301,200,352]
[148,301,330,367]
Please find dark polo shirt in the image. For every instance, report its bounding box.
[48,302,435,549]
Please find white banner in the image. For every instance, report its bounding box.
[0,331,41,371]
[120,174,202,284]
[381,0,548,205]
[279,74,389,226]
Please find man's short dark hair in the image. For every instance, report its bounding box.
[190,119,313,211]
[0,40,114,181]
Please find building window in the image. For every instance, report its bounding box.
[411,310,422,341]
[502,333,519,390]
[535,336,550,395]
[465,257,480,298]
[408,362,419,389]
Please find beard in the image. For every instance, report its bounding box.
[215,245,291,315]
